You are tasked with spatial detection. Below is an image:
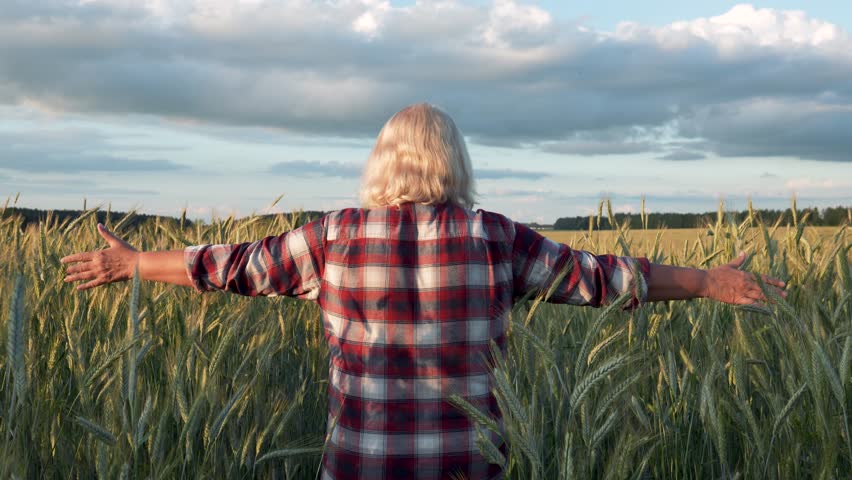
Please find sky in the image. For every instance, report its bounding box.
[1,1,852,223]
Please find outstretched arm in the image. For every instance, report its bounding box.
[62,224,190,290]
[647,252,786,304]
[62,221,326,299]
[512,222,786,307]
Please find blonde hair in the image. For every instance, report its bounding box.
[360,103,476,209]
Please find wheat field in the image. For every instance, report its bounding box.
[543,226,840,255]
[1,201,850,479]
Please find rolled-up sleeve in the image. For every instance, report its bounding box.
[511,222,650,309]
[184,218,325,300]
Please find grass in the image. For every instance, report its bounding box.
[0,199,850,479]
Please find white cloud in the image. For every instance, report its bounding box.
[697,4,845,48]
[481,0,553,47]
[351,0,390,38]
[1,1,852,162]
[615,4,849,53]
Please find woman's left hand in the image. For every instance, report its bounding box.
[701,252,787,305]
[61,223,140,290]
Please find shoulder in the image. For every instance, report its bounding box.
[473,208,511,225]
[470,208,516,242]
[323,207,366,226]
[321,207,380,241]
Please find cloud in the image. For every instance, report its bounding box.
[481,188,553,197]
[657,150,707,161]
[618,4,847,50]
[475,167,550,180]
[0,2,851,162]
[1,176,159,196]
[539,126,660,156]
[680,99,852,162]
[0,154,187,173]
[0,128,190,173]
[266,160,363,178]
[542,140,653,156]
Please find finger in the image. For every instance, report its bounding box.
[761,275,786,289]
[728,291,756,305]
[77,279,105,291]
[749,281,788,300]
[763,284,787,296]
[738,289,766,305]
[764,286,788,301]
[741,300,768,309]
[747,284,767,297]
[97,223,122,248]
[65,271,99,283]
[727,251,747,269]
[61,252,94,264]
[738,297,766,307]
[64,263,93,275]
[734,296,761,306]
[743,275,787,298]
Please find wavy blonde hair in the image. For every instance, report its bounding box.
[360,103,476,209]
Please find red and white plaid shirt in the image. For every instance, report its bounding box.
[185,202,650,480]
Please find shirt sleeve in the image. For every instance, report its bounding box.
[183,217,325,300]
[511,222,651,309]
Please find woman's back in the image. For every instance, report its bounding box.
[320,202,513,480]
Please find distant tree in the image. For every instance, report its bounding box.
[0,207,329,231]
[551,206,850,231]
[4,204,849,232]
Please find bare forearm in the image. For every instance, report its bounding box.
[646,263,708,302]
[645,254,788,305]
[138,250,194,287]
[62,224,196,291]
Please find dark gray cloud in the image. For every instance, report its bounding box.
[536,126,661,156]
[542,140,654,156]
[1,2,851,162]
[475,168,551,180]
[657,150,707,161]
[682,103,852,162]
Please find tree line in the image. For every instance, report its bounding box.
[552,205,851,230]
[0,207,327,230]
[3,205,850,231]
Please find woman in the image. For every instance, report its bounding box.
[62,104,786,480]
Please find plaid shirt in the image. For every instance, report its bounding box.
[185,203,650,480]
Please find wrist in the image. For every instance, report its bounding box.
[131,251,143,279]
[697,269,712,299]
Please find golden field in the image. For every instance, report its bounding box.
[544,226,844,255]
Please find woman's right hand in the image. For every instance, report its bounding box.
[61,223,140,291]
